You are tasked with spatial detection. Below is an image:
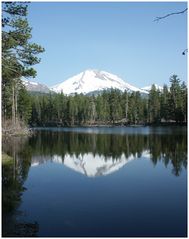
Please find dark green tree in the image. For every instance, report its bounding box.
[2,2,44,131]
[180,82,187,122]
[160,85,169,122]
[148,85,161,123]
[169,75,183,122]
[18,85,32,123]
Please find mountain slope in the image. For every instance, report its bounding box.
[22,79,51,93]
[51,69,148,95]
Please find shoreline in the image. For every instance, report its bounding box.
[2,123,187,137]
[30,122,187,128]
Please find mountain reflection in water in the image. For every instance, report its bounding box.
[31,153,138,177]
[2,127,187,237]
[3,127,186,177]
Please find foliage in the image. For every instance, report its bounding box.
[2,2,44,131]
[2,153,13,165]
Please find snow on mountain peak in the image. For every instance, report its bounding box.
[22,79,51,93]
[50,69,148,95]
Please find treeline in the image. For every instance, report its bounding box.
[29,75,187,126]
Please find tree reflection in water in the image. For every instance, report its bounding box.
[2,127,187,236]
[2,136,38,236]
[6,128,186,177]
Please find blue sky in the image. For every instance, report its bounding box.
[28,2,187,88]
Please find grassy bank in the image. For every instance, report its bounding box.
[2,153,13,165]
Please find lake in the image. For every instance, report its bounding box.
[2,126,187,237]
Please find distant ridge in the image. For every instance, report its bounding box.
[22,79,51,93]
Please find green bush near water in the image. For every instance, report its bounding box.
[2,153,13,166]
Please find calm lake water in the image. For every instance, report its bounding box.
[2,126,187,237]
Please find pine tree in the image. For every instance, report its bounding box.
[148,85,161,123]
[169,75,182,122]
[160,85,169,122]
[2,2,44,132]
[124,91,129,123]
[18,86,32,123]
[181,82,187,122]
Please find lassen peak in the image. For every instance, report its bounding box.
[50,69,148,95]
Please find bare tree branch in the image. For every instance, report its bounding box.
[182,49,188,55]
[154,8,187,22]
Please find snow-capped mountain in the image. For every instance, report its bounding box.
[22,79,51,93]
[141,84,163,92]
[51,69,148,95]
